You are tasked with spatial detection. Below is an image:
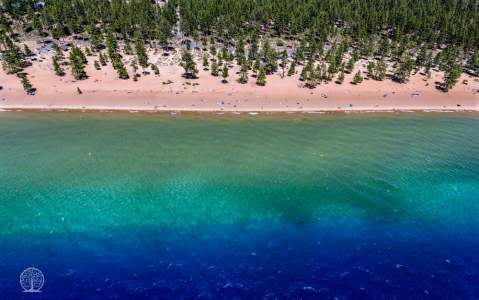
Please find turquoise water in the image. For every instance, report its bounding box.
[0,112,478,299]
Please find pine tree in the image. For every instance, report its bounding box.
[99,53,107,66]
[217,53,224,69]
[467,51,479,75]
[425,60,433,78]
[106,30,129,79]
[263,41,278,74]
[256,67,266,86]
[336,70,345,84]
[221,63,229,83]
[345,58,355,74]
[305,64,319,88]
[130,59,138,74]
[202,54,209,70]
[106,29,119,62]
[18,73,35,95]
[52,55,65,76]
[367,61,375,77]
[288,61,296,76]
[315,63,325,82]
[352,71,363,84]
[300,65,308,82]
[300,60,313,82]
[249,39,259,61]
[54,44,64,60]
[124,42,134,55]
[416,47,428,68]
[236,36,245,63]
[88,26,103,51]
[378,38,391,57]
[156,16,172,48]
[280,50,288,78]
[135,31,149,68]
[221,46,229,62]
[374,60,387,81]
[443,62,462,91]
[253,56,261,75]
[77,47,87,64]
[394,58,414,83]
[117,63,129,80]
[295,41,305,63]
[238,63,248,84]
[211,59,219,76]
[209,39,217,56]
[180,49,198,78]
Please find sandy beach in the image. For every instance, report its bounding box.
[1,48,478,112]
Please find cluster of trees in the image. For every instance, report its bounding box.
[2,0,177,44]
[0,34,36,94]
[1,0,479,91]
[106,30,129,79]
[0,36,29,74]
[69,45,88,80]
[179,0,479,48]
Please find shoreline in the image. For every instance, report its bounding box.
[2,105,478,114]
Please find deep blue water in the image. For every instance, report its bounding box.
[2,223,479,299]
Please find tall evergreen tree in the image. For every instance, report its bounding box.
[203,54,209,70]
[280,50,288,78]
[288,61,296,76]
[256,67,267,86]
[443,63,462,91]
[336,70,345,84]
[211,59,219,76]
[18,73,35,95]
[238,63,248,84]
[135,31,149,68]
[180,49,198,78]
[221,63,229,83]
[53,55,65,76]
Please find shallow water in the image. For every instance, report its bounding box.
[1,112,478,299]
